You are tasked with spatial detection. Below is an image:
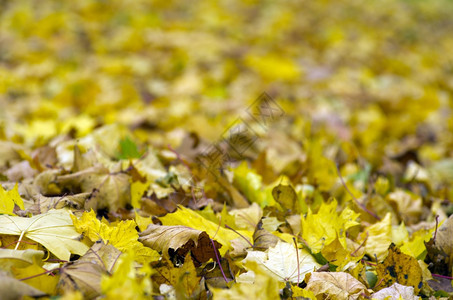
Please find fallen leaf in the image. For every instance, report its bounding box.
[371,282,420,300]
[376,243,423,293]
[158,205,252,255]
[301,198,360,253]
[71,210,159,264]
[101,252,153,300]
[361,213,392,261]
[252,219,280,251]
[425,214,453,276]
[0,209,89,260]
[211,261,280,300]
[229,202,263,231]
[57,165,131,212]
[139,223,221,267]
[0,270,47,300]
[12,262,59,294]
[244,240,320,283]
[152,255,203,299]
[305,272,369,300]
[0,184,24,215]
[0,248,44,272]
[272,183,299,214]
[58,241,122,299]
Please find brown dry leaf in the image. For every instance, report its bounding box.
[58,241,122,299]
[425,214,453,276]
[0,270,47,300]
[56,164,131,211]
[305,272,369,299]
[26,193,91,214]
[376,243,423,293]
[252,219,280,251]
[386,190,422,225]
[139,223,221,267]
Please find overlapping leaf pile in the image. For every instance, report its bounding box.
[1,0,453,299]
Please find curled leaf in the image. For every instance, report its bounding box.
[139,224,221,267]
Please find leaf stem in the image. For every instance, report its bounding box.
[225,224,253,247]
[432,273,453,280]
[210,238,229,283]
[293,237,300,285]
[19,268,59,281]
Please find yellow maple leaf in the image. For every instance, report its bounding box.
[360,213,392,261]
[130,179,151,209]
[301,198,360,253]
[71,210,159,264]
[0,209,88,261]
[0,184,24,216]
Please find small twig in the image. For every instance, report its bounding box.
[335,163,381,221]
[225,224,253,247]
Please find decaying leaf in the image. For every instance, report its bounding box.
[57,165,131,212]
[252,219,280,251]
[58,241,122,299]
[305,272,369,299]
[376,243,423,293]
[0,209,89,260]
[139,223,221,267]
[425,214,453,276]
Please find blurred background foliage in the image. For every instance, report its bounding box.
[2,0,453,204]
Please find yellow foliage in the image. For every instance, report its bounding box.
[71,210,159,264]
[0,184,24,216]
[301,198,360,253]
